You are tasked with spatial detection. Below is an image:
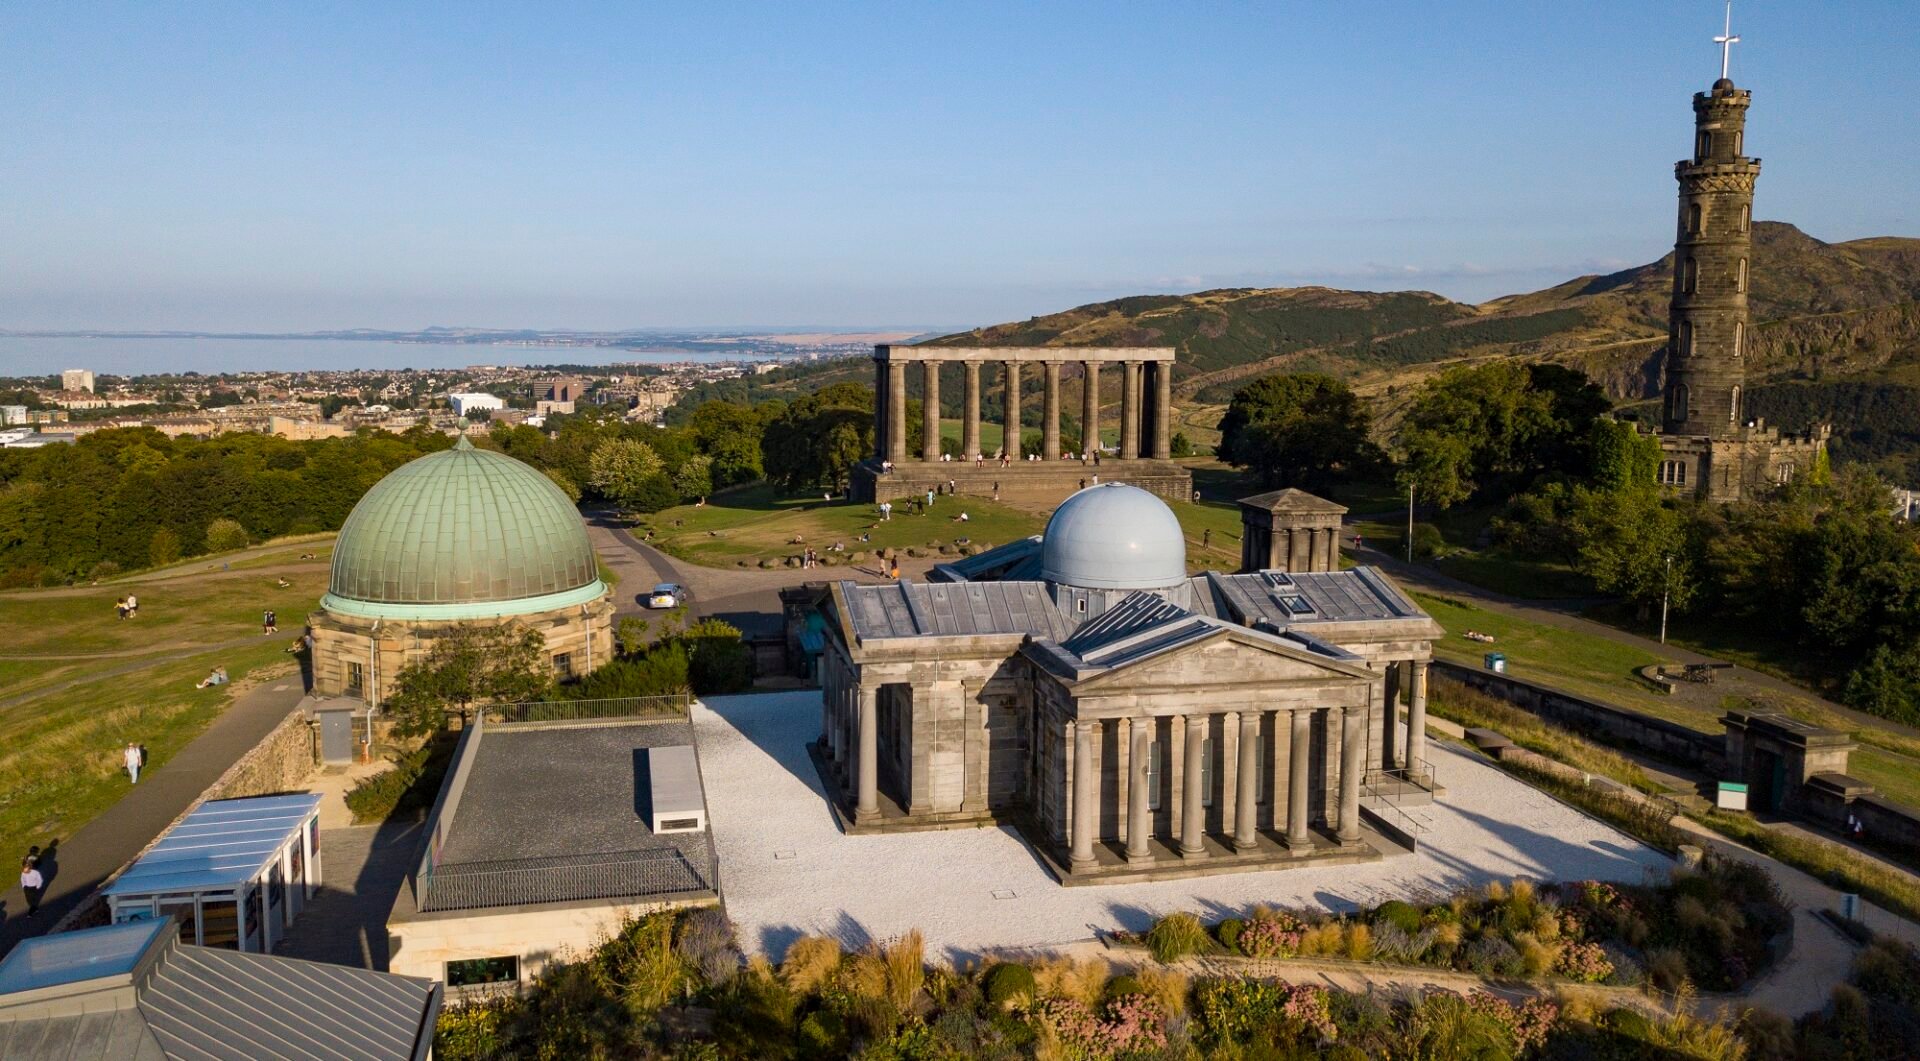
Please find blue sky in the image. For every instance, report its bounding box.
[1,1,1914,332]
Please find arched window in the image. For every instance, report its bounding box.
[1730,385,1741,423]
[1674,382,1691,419]
[1696,131,1711,160]
[1737,258,1748,292]
[1688,203,1704,235]
[1739,204,1751,232]
[1683,257,1699,294]
[1735,322,1745,356]
[1660,460,1689,486]
[1734,131,1743,155]
[1681,322,1695,357]
[1777,462,1796,484]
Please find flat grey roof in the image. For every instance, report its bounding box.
[647,746,703,819]
[439,720,704,865]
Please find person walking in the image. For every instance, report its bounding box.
[125,593,138,618]
[263,609,278,634]
[115,597,128,620]
[20,858,44,917]
[124,741,143,784]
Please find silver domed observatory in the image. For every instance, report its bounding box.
[1040,483,1193,610]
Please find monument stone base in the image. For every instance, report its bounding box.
[849,457,1193,506]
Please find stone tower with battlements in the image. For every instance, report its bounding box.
[1652,62,1829,502]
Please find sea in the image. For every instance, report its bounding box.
[0,336,755,377]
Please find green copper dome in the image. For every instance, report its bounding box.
[322,436,606,620]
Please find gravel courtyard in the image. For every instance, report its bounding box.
[692,691,1670,962]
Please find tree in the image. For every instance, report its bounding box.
[544,467,582,503]
[589,438,665,509]
[673,454,714,502]
[204,517,250,553]
[1569,487,1698,617]
[1217,374,1380,490]
[761,383,874,490]
[686,401,765,485]
[148,526,182,568]
[386,625,550,736]
[1394,362,1609,508]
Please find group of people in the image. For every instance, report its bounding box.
[113,594,139,620]
[262,609,278,634]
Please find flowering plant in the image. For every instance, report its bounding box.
[1237,913,1306,958]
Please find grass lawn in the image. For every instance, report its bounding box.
[0,560,330,660]
[635,483,1049,567]
[0,639,294,866]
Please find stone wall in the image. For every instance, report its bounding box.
[1434,662,1724,771]
[208,709,320,799]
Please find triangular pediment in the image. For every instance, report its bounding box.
[1069,624,1373,691]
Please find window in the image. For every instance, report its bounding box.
[1734,131,1743,155]
[1682,257,1699,294]
[1145,739,1162,811]
[345,662,364,696]
[1737,258,1748,292]
[1696,131,1710,159]
[1681,322,1694,357]
[1674,382,1691,419]
[552,652,573,679]
[1735,322,1745,356]
[1660,460,1689,486]
[446,956,520,988]
[1739,204,1751,233]
[200,899,239,950]
[1687,203,1703,236]
[1777,463,1796,484]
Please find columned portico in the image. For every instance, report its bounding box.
[1233,710,1259,850]
[1071,720,1098,869]
[1180,714,1207,858]
[1338,704,1364,845]
[857,685,879,817]
[1408,662,1429,774]
[853,346,1191,503]
[1287,709,1312,851]
[1127,718,1152,862]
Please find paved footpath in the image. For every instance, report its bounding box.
[0,676,308,958]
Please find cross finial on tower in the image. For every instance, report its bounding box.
[1715,1,1741,81]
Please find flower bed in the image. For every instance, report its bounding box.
[1116,856,1790,993]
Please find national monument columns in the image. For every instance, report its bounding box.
[855,345,1191,504]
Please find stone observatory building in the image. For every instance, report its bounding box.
[309,436,615,706]
[814,483,1442,884]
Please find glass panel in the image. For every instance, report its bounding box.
[200,900,239,949]
[446,956,520,988]
[158,901,197,944]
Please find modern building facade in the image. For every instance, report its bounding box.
[1652,67,1827,501]
[813,483,1441,883]
[308,436,615,708]
[849,346,1193,504]
[60,368,95,393]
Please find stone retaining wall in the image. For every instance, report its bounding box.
[1434,662,1723,771]
[207,709,320,799]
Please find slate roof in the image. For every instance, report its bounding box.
[928,536,1044,584]
[1195,569,1426,627]
[0,921,438,1061]
[103,794,322,898]
[839,579,1075,640]
[1237,487,1350,514]
[1026,590,1370,682]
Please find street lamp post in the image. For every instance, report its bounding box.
[1660,555,1673,645]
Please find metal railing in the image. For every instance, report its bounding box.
[1360,769,1432,842]
[478,694,690,725]
[419,844,717,914]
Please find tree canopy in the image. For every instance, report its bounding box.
[1215,373,1381,490]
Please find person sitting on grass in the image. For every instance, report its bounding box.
[951,511,969,522]
[195,666,229,689]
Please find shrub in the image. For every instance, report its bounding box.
[1216,917,1244,953]
[1033,955,1108,1005]
[205,517,249,553]
[883,930,924,1012]
[983,962,1036,1008]
[1465,936,1523,977]
[1373,900,1423,933]
[1600,943,1644,987]
[344,740,450,824]
[834,951,890,1003]
[1298,922,1346,957]
[1646,946,1691,994]
[1515,933,1559,978]
[675,908,741,986]
[1555,940,1614,983]
[1238,913,1306,959]
[1343,922,1374,961]
[778,935,841,993]
[1103,973,1143,1002]
[1147,912,1210,965]
[1134,966,1189,1019]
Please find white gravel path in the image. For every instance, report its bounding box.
[693,691,1671,963]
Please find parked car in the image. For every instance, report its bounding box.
[646,583,689,609]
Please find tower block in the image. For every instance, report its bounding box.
[1662,78,1758,438]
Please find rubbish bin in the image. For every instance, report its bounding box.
[1483,652,1507,674]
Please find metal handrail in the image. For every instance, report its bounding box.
[1359,772,1430,838]
[420,845,717,913]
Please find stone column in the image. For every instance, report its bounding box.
[962,361,982,460]
[887,361,907,465]
[1151,360,1173,459]
[874,357,889,460]
[1234,711,1260,851]
[1287,709,1311,851]
[1080,361,1100,457]
[1180,714,1207,857]
[1338,704,1364,845]
[1003,361,1022,458]
[1071,720,1098,870]
[1128,716,1152,861]
[1382,662,1401,771]
[1042,362,1061,460]
[921,360,942,463]
[1408,662,1429,778]
[858,685,879,816]
[1119,361,1140,459]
